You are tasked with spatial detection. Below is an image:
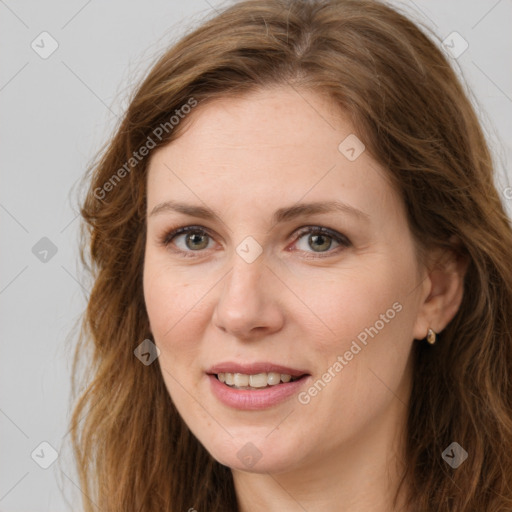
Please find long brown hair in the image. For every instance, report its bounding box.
[68,0,512,510]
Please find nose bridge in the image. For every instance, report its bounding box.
[224,230,268,293]
[223,249,268,307]
[213,246,284,337]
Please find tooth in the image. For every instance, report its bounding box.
[220,372,299,387]
[267,372,281,385]
[249,373,268,388]
[233,373,249,387]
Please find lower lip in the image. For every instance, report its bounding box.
[208,374,310,410]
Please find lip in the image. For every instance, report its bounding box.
[206,361,311,411]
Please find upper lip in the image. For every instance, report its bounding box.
[207,362,309,377]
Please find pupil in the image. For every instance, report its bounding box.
[310,234,331,251]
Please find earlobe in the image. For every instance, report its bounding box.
[412,241,469,341]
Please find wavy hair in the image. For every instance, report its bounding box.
[69,0,512,510]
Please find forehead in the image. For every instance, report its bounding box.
[157,87,350,155]
[145,86,401,226]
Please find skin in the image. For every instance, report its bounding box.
[143,86,467,511]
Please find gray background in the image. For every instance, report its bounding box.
[1,1,511,511]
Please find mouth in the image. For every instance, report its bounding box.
[214,371,307,390]
[206,362,311,410]
[206,362,310,391]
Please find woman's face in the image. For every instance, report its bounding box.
[143,86,429,474]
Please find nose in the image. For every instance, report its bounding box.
[212,256,285,340]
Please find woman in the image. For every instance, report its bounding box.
[70,0,512,510]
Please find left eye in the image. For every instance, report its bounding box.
[293,226,351,255]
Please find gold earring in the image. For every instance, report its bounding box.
[426,328,437,345]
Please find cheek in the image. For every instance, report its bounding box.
[317,256,417,389]
[143,261,208,414]
[291,263,402,349]
[292,266,416,439]
[291,251,419,399]
[144,247,202,325]
[143,257,208,361]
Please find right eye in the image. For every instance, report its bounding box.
[160,225,216,257]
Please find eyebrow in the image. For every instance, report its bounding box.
[149,199,370,224]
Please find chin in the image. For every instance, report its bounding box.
[204,435,307,475]
[221,453,302,474]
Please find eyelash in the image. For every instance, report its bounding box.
[158,225,352,259]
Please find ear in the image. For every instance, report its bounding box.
[412,237,469,340]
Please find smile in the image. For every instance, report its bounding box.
[216,372,301,389]
[206,363,311,410]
